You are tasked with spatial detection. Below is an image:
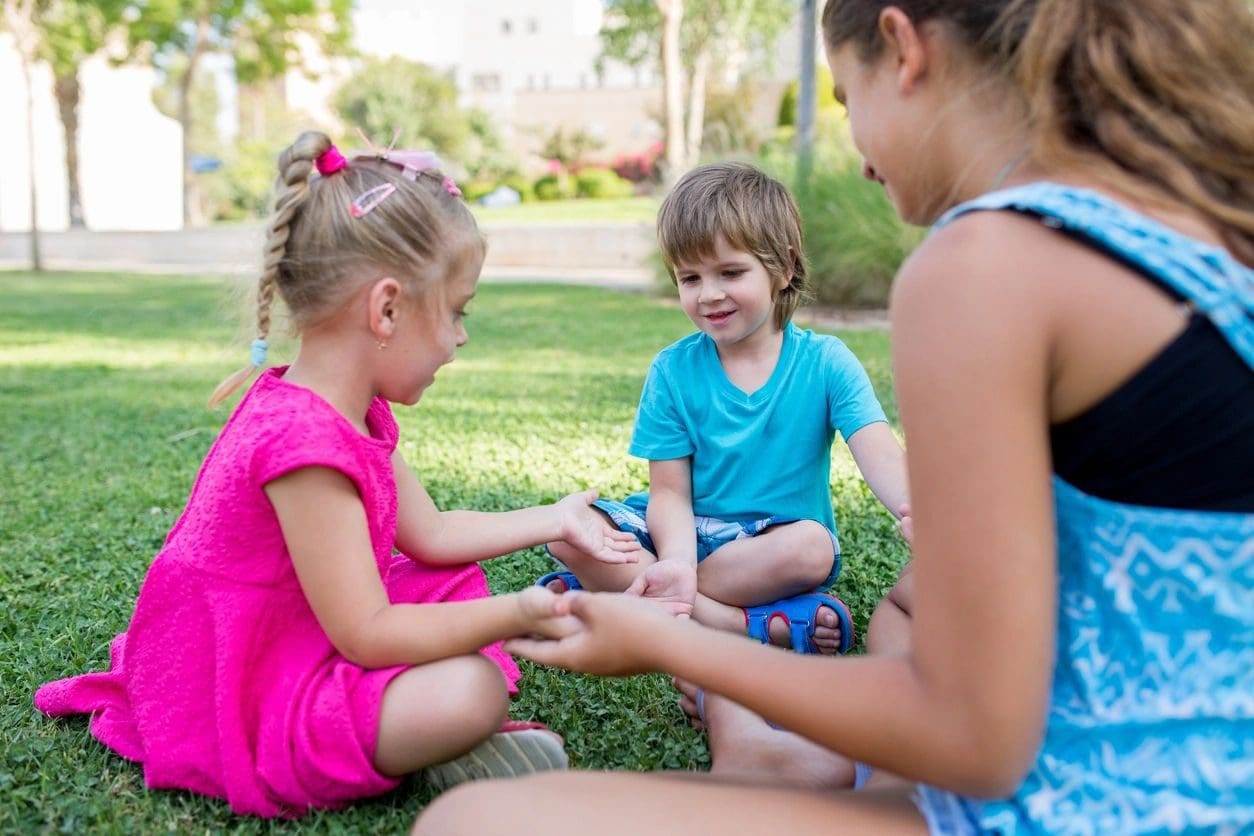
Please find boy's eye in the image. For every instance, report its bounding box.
[679,275,699,284]
[722,269,745,279]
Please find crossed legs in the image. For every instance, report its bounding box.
[548,513,849,653]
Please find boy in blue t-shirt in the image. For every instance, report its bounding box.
[545,162,909,656]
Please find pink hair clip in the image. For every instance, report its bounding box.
[315,145,348,176]
[350,182,396,218]
[345,128,462,215]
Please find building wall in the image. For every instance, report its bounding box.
[0,36,182,232]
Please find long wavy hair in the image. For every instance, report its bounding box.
[821,0,1254,265]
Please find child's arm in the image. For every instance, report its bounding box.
[266,465,580,669]
[623,458,698,617]
[847,421,910,521]
[390,450,644,566]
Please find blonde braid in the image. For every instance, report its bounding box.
[208,132,330,406]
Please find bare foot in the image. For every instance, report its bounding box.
[811,603,846,654]
[759,604,845,655]
[673,676,705,730]
[697,687,857,789]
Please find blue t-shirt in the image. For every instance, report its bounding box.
[629,323,887,534]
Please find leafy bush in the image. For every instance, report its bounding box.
[533,173,575,201]
[204,140,278,222]
[334,56,474,163]
[612,142,663,184]
[501,174,533,202]
[574,167,635,199]
[460,179,498,203]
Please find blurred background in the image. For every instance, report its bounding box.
[0,0,920,306]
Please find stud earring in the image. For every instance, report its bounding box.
[376,340,388,350]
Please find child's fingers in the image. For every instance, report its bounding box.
[624,573,648,597]
[592,548,639,564]
[504,636,571,667]
[531,613,584,639]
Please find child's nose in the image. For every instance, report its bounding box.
[699,281,724,303]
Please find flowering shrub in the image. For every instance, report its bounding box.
[612,142,663,184]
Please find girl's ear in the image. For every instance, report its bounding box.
[877,7,930,95]
[367,276,403,340]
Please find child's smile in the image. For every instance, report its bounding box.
[675,235,785,352]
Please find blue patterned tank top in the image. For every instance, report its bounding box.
[913,183,1254,835]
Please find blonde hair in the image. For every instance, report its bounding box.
[820,0,1254,264]
[657,162,809,330]
[209,130,482,406]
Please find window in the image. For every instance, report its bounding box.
[528,18,539,33]
[501,19,512,34]
[472,73,501,92]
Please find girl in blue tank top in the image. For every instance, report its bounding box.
[414,1,1253,834]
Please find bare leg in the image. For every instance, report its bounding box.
[554,518,843,651]
[866,561,915,657]
[412,769,926,836]
[374,655,511,776]
[696,520,836,605]
[699,520,847,654]
[546,508,653,592]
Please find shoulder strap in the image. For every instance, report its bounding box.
[933,182,1254,369]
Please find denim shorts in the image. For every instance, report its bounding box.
[577,492,841,589]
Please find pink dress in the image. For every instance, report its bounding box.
[34,368,521,817]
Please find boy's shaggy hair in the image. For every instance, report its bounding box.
[657,162,810,330]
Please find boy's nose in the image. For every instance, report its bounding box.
[699,284,724,303]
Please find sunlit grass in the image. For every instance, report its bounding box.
[0,271,907,832]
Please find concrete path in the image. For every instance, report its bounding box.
[0,221,656,292]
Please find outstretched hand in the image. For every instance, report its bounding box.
[513,585,583,640]
[554,490,647,565]
[625,560,696,619]
[505,591,678,677]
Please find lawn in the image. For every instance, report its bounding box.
[0,271,908,833]
[472,196,658,225]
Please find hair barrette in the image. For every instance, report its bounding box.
[344,128,462,216]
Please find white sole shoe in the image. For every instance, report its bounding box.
[424,726,569,792]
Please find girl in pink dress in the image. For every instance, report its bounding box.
[34,130,645,818]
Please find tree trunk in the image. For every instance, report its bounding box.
[656,0,685,180]
[5,0,42,270]
[54,72,83,227]
[178,15,210,227]
[18,50,42,270]
[684,49,709,166]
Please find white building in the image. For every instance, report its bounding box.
[0,35,181,232]
[281,0,801,163]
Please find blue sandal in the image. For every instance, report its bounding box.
[535,570,583,592]
[744,592,855,655]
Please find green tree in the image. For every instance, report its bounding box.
[35,0,127,227]
[538,126,605,169]
[123,0,354,226]
[333,56,475,164]
[601,0,793,173]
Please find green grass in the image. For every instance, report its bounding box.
[0,271,908,833]
[472,196,657,225]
